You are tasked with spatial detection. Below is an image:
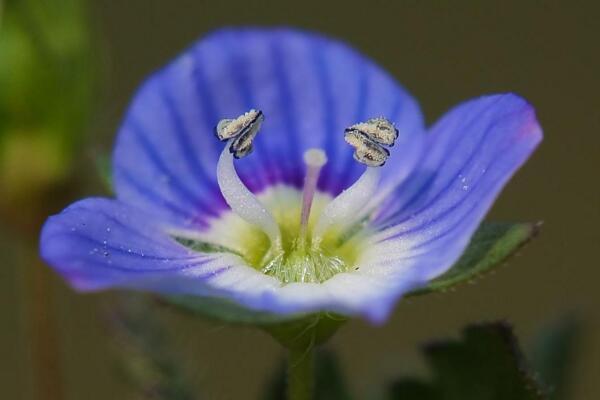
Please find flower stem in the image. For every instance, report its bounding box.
[287,345,315,400]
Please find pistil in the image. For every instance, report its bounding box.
[299,149,327,243]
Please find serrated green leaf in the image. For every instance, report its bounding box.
[529,316,582,400]
[409,222,540,296]
[388,322,547,400]
[262,349,352,400]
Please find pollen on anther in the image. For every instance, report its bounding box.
[344,117,397,167]
[346,117,398,146]
[215,109,264,159]
[215,109,263,141]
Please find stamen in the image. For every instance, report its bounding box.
[299,149,327,240]
[215,110,282,250]
[312,117,397,245]
[312,166,381,246]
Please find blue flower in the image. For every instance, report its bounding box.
[40,28,542,323]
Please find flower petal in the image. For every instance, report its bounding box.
[113,28,424,230]
[369,94,542,279]
[40,198,231,292]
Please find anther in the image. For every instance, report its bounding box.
[344,117,397,167]
[215,109,264,159]
[345,117,398,146]
[345,130,390,167]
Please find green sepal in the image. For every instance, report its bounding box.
[409,221,540,296]
[262,313,346,350]
[163,295,345,350]
[163,295,303,325]
[388,322,548,400]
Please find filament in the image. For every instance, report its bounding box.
[312,166,381,246]
[216,141,282,250]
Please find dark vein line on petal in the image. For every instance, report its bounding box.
[117,169,208,227]
[379,131,532,243]
[126,116,218,217]
[158,78,221,194]
[271,34,304,188]
[377,97,506,227]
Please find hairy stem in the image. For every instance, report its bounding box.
[287,345,315,400]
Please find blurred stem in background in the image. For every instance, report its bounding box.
[107,295,199,400]
[0,0,97,233]
[0,0,98,399]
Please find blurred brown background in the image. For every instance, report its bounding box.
[2,1,599,399]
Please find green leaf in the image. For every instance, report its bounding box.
[409,222,540,296]
[389,379,437,400]
[388,322,547,400]
[262,349,352,400]
[529,316,582,400]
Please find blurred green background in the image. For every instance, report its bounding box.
[1,1,599,399]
